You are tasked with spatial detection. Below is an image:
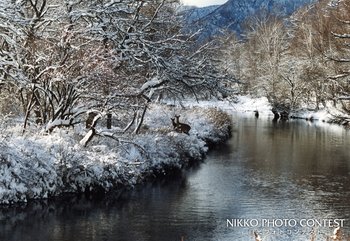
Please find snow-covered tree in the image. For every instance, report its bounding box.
[235,15,297,112]
[291,0,350,111]
[324,0,350,111]
[0,0,229,136]
[0,0,94,131]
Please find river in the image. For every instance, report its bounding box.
[1,114,350,241]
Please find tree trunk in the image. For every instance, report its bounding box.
[272,109,280,121]
[107,113,112,129]
[86,112,98,128]
[134,105,148,134]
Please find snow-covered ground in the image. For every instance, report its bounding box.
[177,96,272,115]
[176,95,350,123]
[290,106,350,123]
[0,104,231,204]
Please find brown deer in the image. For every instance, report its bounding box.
[171,117,177,129]
[171,115,191,135]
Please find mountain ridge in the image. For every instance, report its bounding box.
[183,0,316,40]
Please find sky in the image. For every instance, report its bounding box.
[181,0,227,7]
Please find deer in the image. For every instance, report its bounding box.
[171,117,177,129]
[171,115,191,135]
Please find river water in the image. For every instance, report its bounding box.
[1,114,350,241]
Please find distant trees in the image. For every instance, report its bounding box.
[323,0,350,111]
[246,16,290,109]
[220,0,350,114]
[0,0,229,135]
[291,0,350,112]
[222,16,298,112]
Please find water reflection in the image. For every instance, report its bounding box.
[222,115,350,240]
[0,115,349,241]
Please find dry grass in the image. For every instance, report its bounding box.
[203,107,232,128]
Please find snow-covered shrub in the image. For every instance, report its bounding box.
[0,105,232,204]
[143,104,232,144]
[0,140,58,204]
[205,108,232,141]
[133,133,208,175]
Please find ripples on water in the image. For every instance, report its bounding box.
[0,114,349,241]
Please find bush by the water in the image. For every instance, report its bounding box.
[0,104,232,204]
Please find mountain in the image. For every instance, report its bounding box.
[184,0,315,40]
[182,5,221,23]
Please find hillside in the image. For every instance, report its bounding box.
[182,5,220,23]
[184,0,315,40]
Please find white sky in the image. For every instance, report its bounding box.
[181,0,227,7]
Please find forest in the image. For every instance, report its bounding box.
[0,0,230,135]
[219,0,350,118]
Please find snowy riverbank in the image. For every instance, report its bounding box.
[2,96,349,204]
[0,104,231,204]
[179,95,350,124]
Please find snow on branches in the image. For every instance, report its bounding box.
[0,0,229,134]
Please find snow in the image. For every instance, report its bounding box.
[170,95,350,123]
[140,77,163,92]
[0,104,232,204]
[227,96,272,114]
[167,95,272,116]
[290,105,350,123]
[46,119,72,131]
[79,129,94,146]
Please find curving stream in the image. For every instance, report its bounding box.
[1,114,350,241]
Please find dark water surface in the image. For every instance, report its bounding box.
[1,114,350,241]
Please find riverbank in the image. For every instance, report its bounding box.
[0,104,232,204]
[178,95,350,125]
